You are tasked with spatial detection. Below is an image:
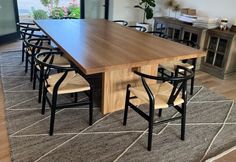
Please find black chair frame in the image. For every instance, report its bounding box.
[123,66,194,151]
[17,22,45,62]
[147,31,169,38]
[113,20,128,26]
[25,37,60,103]
[35,51,93,135]
[128,25,147,32]
[61,16,78,19]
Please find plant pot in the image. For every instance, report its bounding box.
[136,22,151,32]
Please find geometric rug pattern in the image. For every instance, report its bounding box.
[1,51,236,162]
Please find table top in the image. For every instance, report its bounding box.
[34,19,205,75]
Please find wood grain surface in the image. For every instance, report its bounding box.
[34,19,205,75]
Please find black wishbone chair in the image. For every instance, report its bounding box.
[26,38,70,103]
[113,20,128,26]
[123,66,194,151]
[35,51,93,135]
[158,40,200,95]
[17,22,46,62]
[128,25,147,32]
[25,38,70,103]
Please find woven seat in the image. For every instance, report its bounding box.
[129,82,184,109]
[159,61,194,73]
[47,71,90,94]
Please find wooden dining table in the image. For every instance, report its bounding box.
[34,19,205,114]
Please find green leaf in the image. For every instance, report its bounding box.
[145,6,153,19]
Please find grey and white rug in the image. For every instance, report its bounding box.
[0,51,236,162]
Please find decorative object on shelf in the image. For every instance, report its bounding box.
[230,26,236,32]
[230,20,236,32]
[133,0,156,31]
[219,18,228,31]
[181,8,196,16]
[173,3,181,18]
[165,0,175,17]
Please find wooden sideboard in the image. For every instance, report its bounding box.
[153,17,207,69]
[200,29,236,79]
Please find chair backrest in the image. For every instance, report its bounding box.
[147,31,169,38]
[61,16,78,19]
[134,66,194,106]
[35,51,75,90]
[113,20,128,26]
[25,38,56,56]
[177,39,200,49]
[128,25,147,32]
[17,22,43,40]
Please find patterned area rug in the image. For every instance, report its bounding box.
[1,51,236,162]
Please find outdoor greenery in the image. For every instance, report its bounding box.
[31,0,80,19]
[67,4,80,18]
[134,0,156,24]
[40,0,59,8]
[51,7,64,18]
[32,9,49,20]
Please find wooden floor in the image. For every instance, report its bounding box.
[0,40,235,161]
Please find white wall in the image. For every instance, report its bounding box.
[110,0,164,24]
[110,0,141,23]
[111,0,236,25]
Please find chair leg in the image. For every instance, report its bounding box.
[33,65,37,90]
[25,53,28,73]
[158,109,162,117]
[190,76,195,95]
[49,93,57,136]
[38,68,44,103]
[74,93,78,103]
[41,86,47,115]
[89,89,93,125]
[147,104,154,151]
[30,56,34,82]
[22,43,25,62]
[123,85,131,126]
[170,72,174,84]
[181,102,187,140]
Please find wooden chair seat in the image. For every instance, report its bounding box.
[47,71,90,94]
[159,61,194,73]
[129,82,184,109]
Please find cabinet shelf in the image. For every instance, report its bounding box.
[153,17,207,69]
[200,29,236,79]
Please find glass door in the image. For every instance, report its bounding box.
[0,0,19,43]
[80,0,109,19]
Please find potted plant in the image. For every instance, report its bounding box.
[134,0,156,31]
